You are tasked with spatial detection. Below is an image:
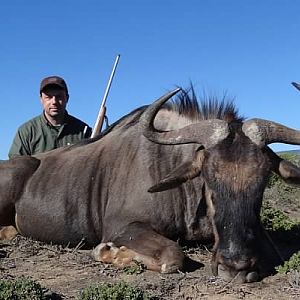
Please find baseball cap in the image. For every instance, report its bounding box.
[40,76,68,94]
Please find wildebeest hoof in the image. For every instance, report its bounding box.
[92,242,177,272]
[0,226,18,240]
[91,242,141,268]
[91,242,119,263]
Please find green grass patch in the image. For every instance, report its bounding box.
[123,262,145,275]
[261,201,300,231]
[276,251,300,274]
[261,202,300,275]
[79,281,156,300]
[0,277,56,300]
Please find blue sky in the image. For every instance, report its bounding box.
[1,0,300,159]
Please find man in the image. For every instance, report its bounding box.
[9,76,92,158]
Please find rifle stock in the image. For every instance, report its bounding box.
[92,106,106,137]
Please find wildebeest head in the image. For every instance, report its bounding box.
[140,87,300,282]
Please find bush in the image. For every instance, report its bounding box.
[79,281,155,300]
[0,278,44,300]
[123,262,145,275]
[276,251,300,274]
[0,278,59,300]
[260,201,300,231]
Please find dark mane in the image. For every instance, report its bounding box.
[165,84,244,122]
[68,84,244,150]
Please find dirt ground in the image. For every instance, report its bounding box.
[1,226,300,299]
[1,181,300,299]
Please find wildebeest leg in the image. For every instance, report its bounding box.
[0,157,40,240]
[92,222,184,273]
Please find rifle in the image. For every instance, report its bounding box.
[91,54,120,138]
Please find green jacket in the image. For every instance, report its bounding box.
[8,112,92,158]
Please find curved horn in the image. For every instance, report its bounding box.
[292,82,300,92]
[242,118,300,147]
[140,89,229,147]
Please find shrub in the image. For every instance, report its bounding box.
[0,278,44,300]
[276,251,300,274]
[79,281,155,300]
[260,201,300,231]
[0,278,59,300]
[123,262,145,275]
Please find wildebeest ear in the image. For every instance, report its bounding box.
[277,159,300,185]
[148,149,205,193]
[266,147,300,185]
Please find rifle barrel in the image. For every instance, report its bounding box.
[91,54,120,138]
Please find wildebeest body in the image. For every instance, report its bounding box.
[12,108,208,248]
[2,86,300,282]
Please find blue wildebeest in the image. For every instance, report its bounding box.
[1,87,300,283]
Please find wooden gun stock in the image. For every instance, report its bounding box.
[91,106,106,138]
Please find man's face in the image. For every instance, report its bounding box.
[40,85,69,119]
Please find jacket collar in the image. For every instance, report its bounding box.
[42,111,69,127]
